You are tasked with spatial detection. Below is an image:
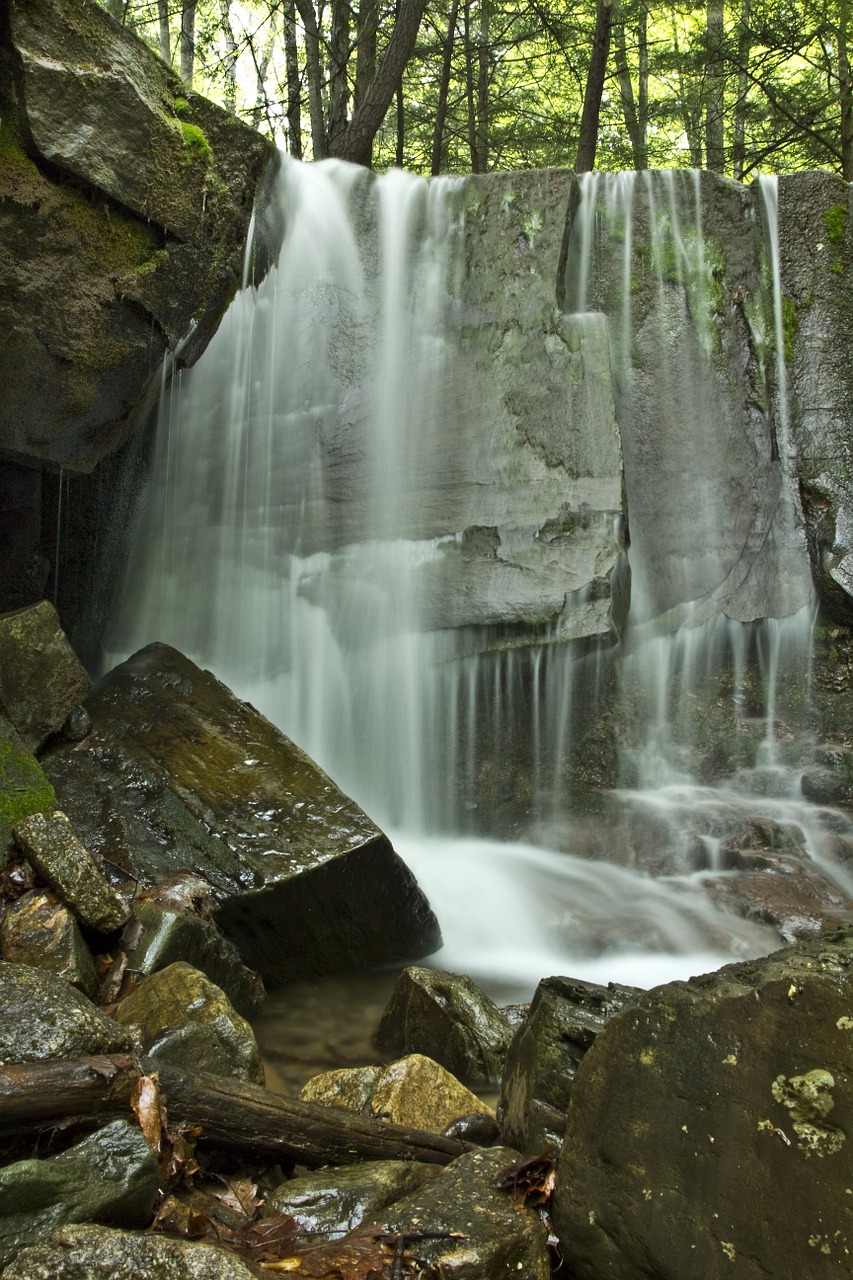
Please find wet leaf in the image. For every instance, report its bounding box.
[131,1071,165,1153]
[154,1194,214,1239]
[495,1153,557,1206]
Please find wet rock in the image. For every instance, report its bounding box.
[0,737,55,856]
[0,890,98,996]
[0,1120,159,1268]
[299,1065,383,1113]
[499,975,640,1155]
[801,745,853,806]
[382,1146,551,1280]
[0,961,134,1062]
[13,811,130,934]
[123,899,263,1018]
[552,929,853,1280]
[703,853,853,944]
[0,0,275,473]
[1,1223,257,1280]
[0,603,91,753]
[264,1161,438,1242]
[111,961,264,1084]
[300,1055,494,1135]
[375,966,513,1083]
[44,644,441,986]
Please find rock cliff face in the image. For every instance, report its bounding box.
[0,0,275,475]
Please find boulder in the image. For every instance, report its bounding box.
[0,737,54,856]
[375,966,513,1083]
[264,1160,438,1242]
[44,644,441,986]
[499,974,640,1155]
[0,602,90,752]
[382,1146,551,1280]
[123,898,263,1018]
[0,1120,159,1268]
[552,929,853,1279]
[0,961,134,1062]
[1,1224,258,1280]
[301,1054,495,1136]
[13,810,130,934]
[0,0,276,473]
[0,890,98,996]
[111,962,264,1085]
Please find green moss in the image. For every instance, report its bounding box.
[824,204,848,246]
[173,96,190,118]
[180,121,212,167]
[831,260,844,276]
[0,737,55,850]
[782,293,797,363]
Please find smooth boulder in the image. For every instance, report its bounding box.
[0,961,134,1063]
[44,643,441,985]
[552,929,853,1279]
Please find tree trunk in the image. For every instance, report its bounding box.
[327,0,351,154]
[107,0,126,22]
[327,0,429,166]
[180,0,197,87]
[355,0,379,108]
[475,0,490,172]
[575,0,613,173]
[705,0,725,173]
[731,0,751,180]
[283,0,304,158]
[157,0,171,64]
[295,0,328,159]
[431,0,461,174]
[250,10,279,132]
[614,21,643,168]
[0,1055,476,1169]
[463,0,479,170]
[841,0,853,181]
[220,0,239,112]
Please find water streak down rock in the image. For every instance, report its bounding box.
[43,643,441,985]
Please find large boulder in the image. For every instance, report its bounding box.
[552,929,853,1279]
[0,602,90,752]
[0,0,276,473]
[1,1224,258,1280]
[44,644,441,985]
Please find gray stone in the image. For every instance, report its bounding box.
[111,962,264,1085]
[375,966,513,1083]
[0,0,275,472]
[13,811,130,934]
[0,1120,159,1268]
[382,1146,551,1280]
[123,899,262,1018]
[0,961,134,1063]
[499,974,640,1156]
[1,1224,258,1280]
[265,1161,437,1241]
[0,603,90,753]
[0,890,98,996]
[44,644,440,986]
[552,929,853,1280]
[780,172,853,621]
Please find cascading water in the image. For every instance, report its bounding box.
[110,159,853,999]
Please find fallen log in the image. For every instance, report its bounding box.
[0,1055,476,1167]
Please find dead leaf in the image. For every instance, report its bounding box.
[131,1072,165,1154]
[495,1153,557,1206]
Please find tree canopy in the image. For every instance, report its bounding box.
[100,0,853,178]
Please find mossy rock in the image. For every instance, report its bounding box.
[0,737,55,855]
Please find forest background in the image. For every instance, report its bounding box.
[98,0,852,182]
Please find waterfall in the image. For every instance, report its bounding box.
[110,159,851,997]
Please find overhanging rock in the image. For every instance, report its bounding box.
[43,644,441,985]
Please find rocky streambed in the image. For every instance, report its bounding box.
[1,601,853,1279]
